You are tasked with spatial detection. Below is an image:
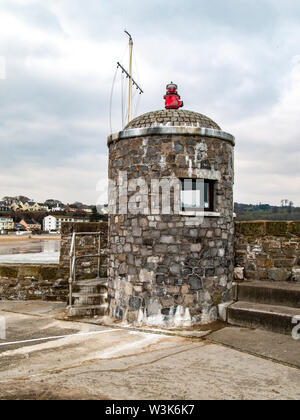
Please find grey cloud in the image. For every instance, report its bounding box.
[2,0,63,34]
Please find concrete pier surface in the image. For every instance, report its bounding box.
[0,300,300,400]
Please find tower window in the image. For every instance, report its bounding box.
[180,179,215,212]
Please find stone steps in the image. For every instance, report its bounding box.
[76,278,108,287]
[68,304,108,318]
[72,292,107,307]
[73,279,108,295]
[227,280,300,335]
[237,281,300,308]
[68,278,108,318]
[228,301,299,336]
[72,292,107,298]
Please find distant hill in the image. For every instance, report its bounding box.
[234,203,300,221]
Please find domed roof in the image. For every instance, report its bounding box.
[125,109,221,130]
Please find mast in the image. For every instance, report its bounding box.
[125,30,133,124]
[115,31,143,129]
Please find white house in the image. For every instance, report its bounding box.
[0,217,14,231]
[50,204,66,212]
[43,216,57,232]
[81,207,93,213]
[43,215,89,233]
[38,203,50,211]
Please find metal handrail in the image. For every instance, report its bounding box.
[68,231,105,308]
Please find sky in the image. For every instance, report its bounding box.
[0,0,300,206]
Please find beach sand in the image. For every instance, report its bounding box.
[0,235,60,242]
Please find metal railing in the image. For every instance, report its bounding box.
[68,231,105,308]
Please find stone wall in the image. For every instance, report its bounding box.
[0,264,65,301]
[235,221,300,282]
[59,222,108,281]
[108,129,235,326]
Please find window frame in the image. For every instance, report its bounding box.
[180,178,215,213]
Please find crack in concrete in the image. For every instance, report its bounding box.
[0,343,206,383]
[58,343,210,377]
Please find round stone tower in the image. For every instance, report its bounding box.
[107,97,235,327]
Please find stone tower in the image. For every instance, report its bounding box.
[107,96,235,327]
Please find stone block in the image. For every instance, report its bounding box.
[124,244,132,253]
[257,258,273,268]
[154,244,167,254]
[173,141,184,154]
[132,228,142,237]
[236,221,266,237]
[258,269,268,280]
[205,268,215,277]
[143,238,154,247]
[194,268,204,276]
[129,297,142,310]
[119,263,127,275]
[191,243,202,252]
[160,236,175,244]
[170,264,181,275]
[274,259,295,268]
[189,276,203,290]
[267,268,291,282]
[146,299,162,316]
[202,277,216,290]
[139,269,154,283]
[168,245,179,254]
[166,286,180,294]
[181,284,190,294]
[161,296,174,308]
[219,275,228,287]
[183,294,194,306]
[288,222,300,237]
[127,310,138,323]
[266,222,288,236]
[218,301,234,322]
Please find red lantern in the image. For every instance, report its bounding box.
[164,82,184,110]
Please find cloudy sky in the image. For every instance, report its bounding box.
[0,0,300,206]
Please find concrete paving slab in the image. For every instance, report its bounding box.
[0,300,67,319]
[4,340,300,400]
[0,306,187,383]
[208,327,300,369]
[0,301,300,400]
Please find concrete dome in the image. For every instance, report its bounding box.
[125,109,221,130]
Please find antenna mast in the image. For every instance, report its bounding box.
[124,30,133,124]
[115,31,143,128]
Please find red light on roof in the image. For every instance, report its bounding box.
[164,82,184,110]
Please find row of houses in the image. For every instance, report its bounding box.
[0,200,94,213]
[0,217,41,232]
[0,201,50,212]
[0,215,91,233]
[19,220,42,231]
